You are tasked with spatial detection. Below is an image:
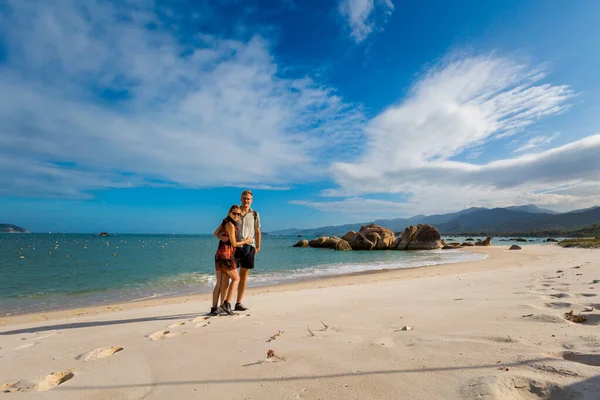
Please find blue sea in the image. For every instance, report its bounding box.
[0,234,550,316]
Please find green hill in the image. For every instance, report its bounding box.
[0,223,30,233]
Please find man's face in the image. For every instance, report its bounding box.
[241,194,253,208]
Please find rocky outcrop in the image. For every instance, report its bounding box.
[474,236,492,246]
[349,232,376,250]
[308,236,341,249]
[509,245,522,250]
[341,231,356,242]
[308,237,329,248]
[335,239,352,251]
[359,224,395,249]
[297,224,445,251]
[460,242,474,247]
[396,225,418,250]
[322,237,341,248]
[397,224,443,250]
[546,238,559,242]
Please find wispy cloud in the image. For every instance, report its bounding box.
[0,0,365,198]
[513,133,559,153]
[296,54,600,215]
[338,0,395,43]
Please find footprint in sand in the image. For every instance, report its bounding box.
[578,293,597,298]
[528,362,581,377]
[35,370,74,392]
[76,346,124,362]
[148,330,184,340]
[544,302,573,309]
[524,314,567,324]
[562,351,600,367]
[548,293,572,299]
[461,375,580,400]
[168,322,185,329]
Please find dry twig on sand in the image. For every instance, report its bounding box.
[306,326,314,337]
[267,349,285,361]
[267,330,284,342]
[320,321,329,331]
[564,310,587,323]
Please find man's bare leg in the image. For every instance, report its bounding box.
[236,267,250,305]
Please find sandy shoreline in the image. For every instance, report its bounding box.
[1,247,486,324]
[1,245,599,399]
[2,247,489,326]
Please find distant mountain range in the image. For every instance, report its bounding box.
[270,205,600,236]
[0,223,29,233]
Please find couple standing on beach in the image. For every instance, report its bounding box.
[210,190,261,316]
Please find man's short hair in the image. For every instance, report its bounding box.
[241,190,253,198]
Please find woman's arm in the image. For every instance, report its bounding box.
[225,222,252,247]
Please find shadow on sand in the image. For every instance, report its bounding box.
[0,313,202,335]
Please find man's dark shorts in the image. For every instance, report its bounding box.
[237,246,256,269]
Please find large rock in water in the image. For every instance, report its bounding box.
[308,236,340,249]
[349,232,375,250]
[335,239,352,251]
[359,224,395,249]
[396,224,443,250]
[341,231,357,242]
[293,239,308,248]
[322,237,341,248]
[308,237,329,248]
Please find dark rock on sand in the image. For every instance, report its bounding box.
[509,245,522,250]
[398,224,443,250]
[474,236,492,246]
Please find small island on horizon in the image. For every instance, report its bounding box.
[0,223,29,233]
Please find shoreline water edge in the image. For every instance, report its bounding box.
[0,234,505,317]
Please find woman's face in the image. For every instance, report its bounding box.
[229,209,241,220]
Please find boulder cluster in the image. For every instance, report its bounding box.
[293,224,492,251]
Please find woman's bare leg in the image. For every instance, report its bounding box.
[219,273,230,305]
[223,268,240,304]
[212,270,223,308]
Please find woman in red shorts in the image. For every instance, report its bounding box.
[210,205,253,316]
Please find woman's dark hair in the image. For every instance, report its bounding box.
[228,204,241,213]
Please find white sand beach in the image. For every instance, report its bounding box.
[1,245,599,399]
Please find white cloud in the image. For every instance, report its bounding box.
[299,55,600,216]
[513,133,559,153]
[338,0,394,43]
[0,0,365,198]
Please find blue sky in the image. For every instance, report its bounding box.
[1,0,600,233]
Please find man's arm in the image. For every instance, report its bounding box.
[214,223,228,242]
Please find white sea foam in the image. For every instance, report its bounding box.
[246,249,487,286]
